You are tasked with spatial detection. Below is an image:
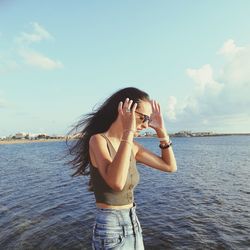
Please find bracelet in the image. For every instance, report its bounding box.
[159,141,172,149]
[121,139,133,146]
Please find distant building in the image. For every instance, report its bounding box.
[173,130,215,137]
[15,132,27,139]
[37,133,48,139]
[1,132,67,141]
[174,131,192,137]
[27,133,38,140]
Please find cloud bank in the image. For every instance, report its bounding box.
[19,49,63,70]
[166,39,250,133]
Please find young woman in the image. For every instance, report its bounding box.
[67,87,177,249]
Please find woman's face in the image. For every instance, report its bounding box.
[135,100,152,134]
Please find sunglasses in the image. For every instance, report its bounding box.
[135,111,151,123]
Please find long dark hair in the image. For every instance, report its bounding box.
[66,87,150,186]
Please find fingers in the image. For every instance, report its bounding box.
[156,102,160,112]
[123,98,130,112]
[151,100,156,111]
[118,98,137,114]
[123,98,134,111]
[118,101,123,114]
[151,99,160,113]
[127,99,133,110]
[131,102,138,112]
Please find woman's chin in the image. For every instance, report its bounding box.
[133,131,138,137]
[134,130,141,137]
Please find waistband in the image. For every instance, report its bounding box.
[94,202,141,236]
[96,202,136,213]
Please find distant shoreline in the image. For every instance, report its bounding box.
[138,133,250,139]
[1,133,250,145]
[0,139,67,145]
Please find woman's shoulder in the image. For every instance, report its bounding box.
[90,133,104,139]
[89,133,106,147]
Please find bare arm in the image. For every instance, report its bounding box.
[89,98,137,191]
[134,133,177,172]
[89,131,134,191]
[135,100,177,172]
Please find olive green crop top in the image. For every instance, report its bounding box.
[89,133,140,206]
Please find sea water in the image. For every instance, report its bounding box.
[0,136,249,249]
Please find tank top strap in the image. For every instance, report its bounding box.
[100,133,136,164]
[100,133,117,159]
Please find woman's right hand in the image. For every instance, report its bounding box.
[118,98,137,132]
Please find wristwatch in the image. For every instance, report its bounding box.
[159,141,172,149]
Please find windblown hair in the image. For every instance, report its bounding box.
[66,87,150,189]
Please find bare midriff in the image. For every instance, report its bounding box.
[96,202,134,210]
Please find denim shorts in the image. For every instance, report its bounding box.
[92,202,144,250]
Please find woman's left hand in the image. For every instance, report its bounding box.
[149,100,166,132]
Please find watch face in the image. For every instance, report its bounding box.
[159,143,167,149]
[159,141,172,149]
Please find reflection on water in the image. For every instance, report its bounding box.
[0,136,250,249]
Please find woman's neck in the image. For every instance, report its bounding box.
[104,120,123,142]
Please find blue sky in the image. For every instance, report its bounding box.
[1,0,250,136]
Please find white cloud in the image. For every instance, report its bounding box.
[16,22,53,45]
[19,49,63,70]
[219,49,250,88]
[166,96,177,120]
[186,64,224,96]
[218,39,244,56]
[166,40,250,132]
[0,22,63,72]
[180,95,199,114]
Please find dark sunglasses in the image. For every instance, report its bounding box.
[135,111,151,123]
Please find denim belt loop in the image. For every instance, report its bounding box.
[122,225,126,237]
